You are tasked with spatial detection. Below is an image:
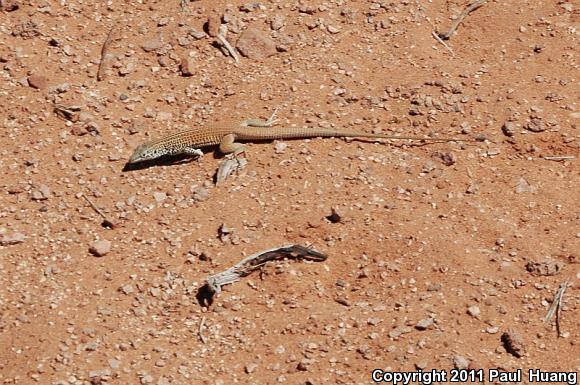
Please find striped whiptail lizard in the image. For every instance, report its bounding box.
[127,111,473,164]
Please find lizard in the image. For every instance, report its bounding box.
[127,111,474,164]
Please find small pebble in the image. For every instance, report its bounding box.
[90,240,112,257]
[327,25,341,34]
[438,152,457,166]
[415,360,428,370]
[274,142,287,154]
[271,15,285,31]
[245,363,257,374]
[153,192,167,203]
[515,178,535,194]
[180,57,195,77]
[501,328,526,358]
[0,0,19,11]
[140,374,154,385]
[467,305,481,318]
[206,11,221,37]
[31,185,51,201]
[415,318,434,330]
[502,122,516,137]
[453,355,469,370]
[192,186,209,202]
[141,38,163,52]
[524,118,546,132]
[526,260,562,276]
[0,231,26,246]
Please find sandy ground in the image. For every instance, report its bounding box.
[0,1,578,384]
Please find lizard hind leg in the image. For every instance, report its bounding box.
[240,107,279,128]
[217,134,248,183]
[219,133,246,157]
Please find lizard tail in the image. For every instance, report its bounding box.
[236,126,471,142]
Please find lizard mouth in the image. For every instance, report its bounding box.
[128,144,149,163]
[128,150,144,163]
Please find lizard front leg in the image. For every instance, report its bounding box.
[182,147,204,160]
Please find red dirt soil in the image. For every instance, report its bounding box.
[0,1,578,384]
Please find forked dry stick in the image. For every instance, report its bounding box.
[438,0,487,40]
[544,280,570,337]
[431,30,454,55]
[53,104,81,122]
[216,33,240,63]
[197,245,327,306]
[97,25,119,81]
[424,15,454,55]
[215,156,247,185]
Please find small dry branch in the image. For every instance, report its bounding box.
[438,0,487,40]
[543,155,575,162]
[180,0,189,13]
[197,245,327,306]
[82,193,116,228]
[431,30,455,55]
[544,280,570,337]
[216,33,241,63]
[215,156,247,185]
[53,104,81,122]
[97,25,119,81]
[198,316,207,344]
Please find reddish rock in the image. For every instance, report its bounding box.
[236,28,277,60]
[0,0,19,11]
[180,57,195,76]
[140,38,163,52]
[27,74,47,89]
[71,125,90,136]
[206,11,222,37]
[501,329,526,358]
[524,117,546,132]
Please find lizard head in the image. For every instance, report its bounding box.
[128,143,162,163]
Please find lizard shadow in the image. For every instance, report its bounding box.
[121,148,220,172]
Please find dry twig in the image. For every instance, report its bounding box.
[545,280,570,337]
[53,104,81,122]
[81,193,116,228]
[97,25,119,81]
[543,155,576,162]
[438,0,487,40]
[197,245,327,306]
[425,15,454,55]
[216,33,240,63]
[180,0,189,13]
[431,30,455,55]
[198,317,207,344]
[215,156,247,185]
